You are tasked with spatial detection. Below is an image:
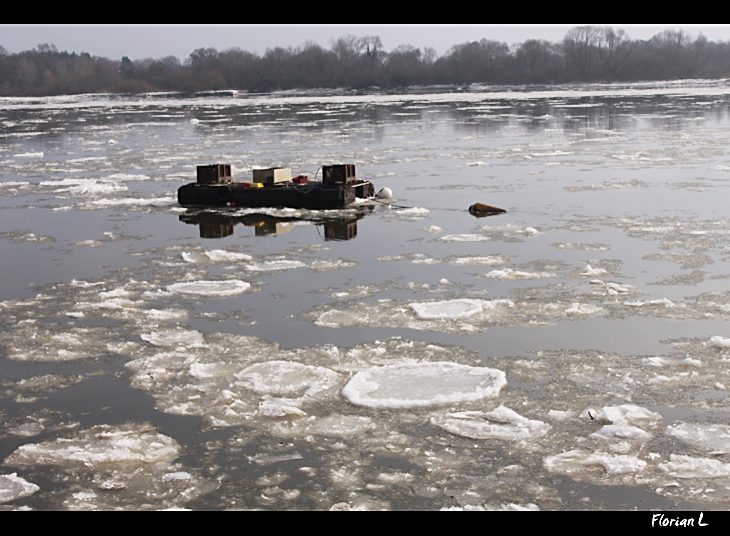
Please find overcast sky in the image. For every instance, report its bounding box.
[2,24,729,62]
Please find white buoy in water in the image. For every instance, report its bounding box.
[376,187,393,199]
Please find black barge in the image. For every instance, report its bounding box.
[178,164,375,210]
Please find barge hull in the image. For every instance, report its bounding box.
[178,180,375,210]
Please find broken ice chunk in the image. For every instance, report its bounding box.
[433,405,551,441]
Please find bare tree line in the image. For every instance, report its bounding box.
[1,26,729,97]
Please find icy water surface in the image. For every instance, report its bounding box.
[3,81,730,510]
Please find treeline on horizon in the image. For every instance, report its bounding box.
[2,26,730,97]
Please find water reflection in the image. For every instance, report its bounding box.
[179,210,363,240]
[5,86,730,144]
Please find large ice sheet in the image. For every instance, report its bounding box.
[341,362,506,409]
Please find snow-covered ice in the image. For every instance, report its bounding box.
[341,362,506,409]
[166,279,251,296]
[432,406,551,441]
[6,423,180,467]
[409,298,500,320]
[0,474,39,503]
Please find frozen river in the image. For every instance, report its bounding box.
[3,81,730,510]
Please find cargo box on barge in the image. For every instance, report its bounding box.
[178,164,375,210]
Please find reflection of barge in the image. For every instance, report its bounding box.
[178,164,375,209]
[179,211,362,240]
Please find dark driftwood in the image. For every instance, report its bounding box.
[468,202,507,217]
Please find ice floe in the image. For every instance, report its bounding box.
[123,336,488,428]
[439,233,490,242]
[450,255,508,266]
[41,178,128,196]
[235,361,341,401]
[141,328,206,348]
[565,303,605,316]
[659,454,730,479]
[432,406,551,441]
[309,296,606,333]
[6,423,180,467]
[271,414,377,438]
[409,298,504,320]
[244,259,306,271]
[480,224,539,238]
[710,335,730,349]
[3,423,216,510]
[182,249,253,263]
[341,362,506,409]
[544,449,647,476]
[12,151,43,159]
[2,324,120,362]
[0,473,40,503]
[625,298,677,308]
[309,258,357,271]
[541,404,665,482]
[581,264,608,276]
[666,422,730,455]
[166,279,251,296]
[480,268,556,280]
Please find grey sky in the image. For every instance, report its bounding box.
[1,24,728,62]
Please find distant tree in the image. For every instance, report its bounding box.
[331,35,361,63]
[35,43,58,54]
[421,47,437,65]
[188,47,219,70]
[186,47,226,91]
[693,37,730,78]
[216,47,262,91]
[15,56,38,93]
[261,46,295,90]
[563,25,601,79]
[596,27,634,79]
[359,35,383,58]
[437,39,509,84]
[683,33,710,78]
[135,56,182,90]
[650,30,691,78]
[383,44,425,86]
[290,41,337,88]
[513,39,565,83]
[3,26,730,96]
[93,57,120,92]
[329,34,382,88]
[119,56,135,79]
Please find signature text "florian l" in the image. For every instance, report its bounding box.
[651,512,708,528]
